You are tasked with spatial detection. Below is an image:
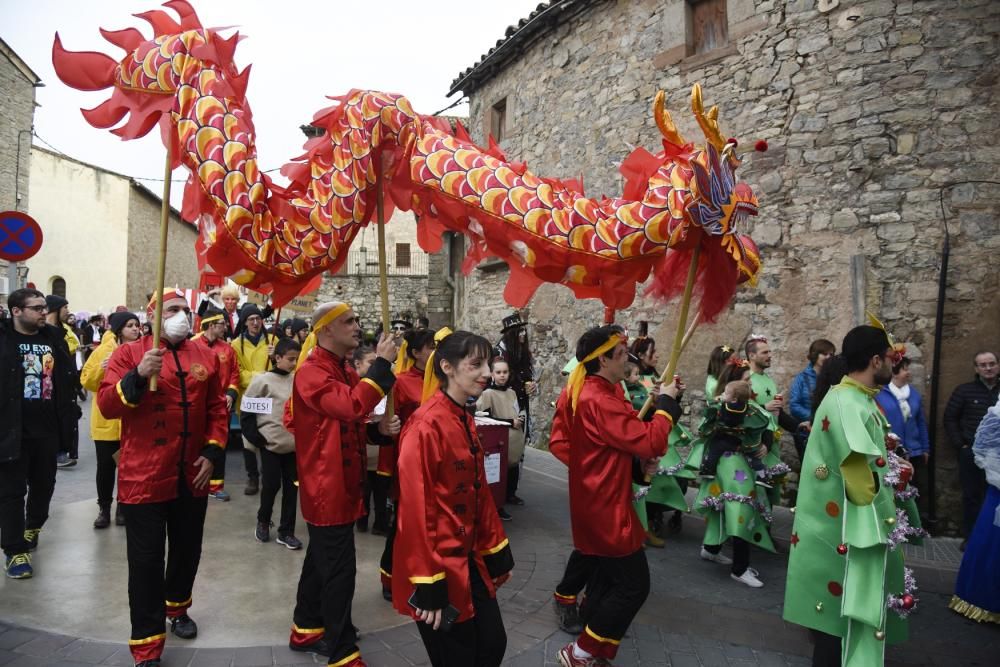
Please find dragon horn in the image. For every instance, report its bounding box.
[653,90,686,147]
[691,84,725,151]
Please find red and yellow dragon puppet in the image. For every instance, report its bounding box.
[52,0,762,318]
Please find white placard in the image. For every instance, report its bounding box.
[484,453,501,484]
[240,396,273,414]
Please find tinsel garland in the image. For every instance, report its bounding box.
[764,462,791,479]
[655,461,687,476]
[884,448,921,501]
[887,508,928,551]
[886,567,919,618]
[895,485,920,501]
[633,485,650,502]
[699,492,774,524]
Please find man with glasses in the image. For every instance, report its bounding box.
[0,289,78,579]
[945,351,1000,548]
[97,288,228,666]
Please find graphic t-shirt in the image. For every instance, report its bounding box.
[12,330,59,439]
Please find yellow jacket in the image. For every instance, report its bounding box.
[231,332,277,396]
[80,330,120,441]
[63,322,80,355]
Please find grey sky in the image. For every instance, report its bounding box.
[3,0,542,203]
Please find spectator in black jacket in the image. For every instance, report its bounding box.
[0,288,79,579]
[944,351,1000,546]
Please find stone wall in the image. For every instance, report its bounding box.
[457,0,1000,533]
[0,41,39,298]
[125,184,200,311]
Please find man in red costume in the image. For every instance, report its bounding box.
[97,288,228,667]
[287,301,399,667]
[191,306,240,500]
[378,327,436,598]
[556,325,682,667]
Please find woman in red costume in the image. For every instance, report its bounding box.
[392,331,514,667]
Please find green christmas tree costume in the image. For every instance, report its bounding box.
[692,398,777,552]
[630,373,692,517]
[783,377,910,666]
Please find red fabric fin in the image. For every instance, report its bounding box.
[51,34,117,91]
[98,27,145,53]
[619,147,660,202]
[132,10,181,38]
[230,64,251,101]
[453,120,473,144]
[81,95,129,129]
[212,31,240,69]
[503,263,545,308]
[110,108,162,140]
[163,0,203,31]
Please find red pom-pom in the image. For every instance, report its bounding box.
[727,137,739,146]
[755,140,768,152]
[902,594,915,610]
[875,457,886,468]
[837,543,848,555]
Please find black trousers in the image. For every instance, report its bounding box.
[506,465,520,499]
[258,448,297,535]
[121,489,208,641]
[959,446,986,536]
[94,440,120,508]
[555,549,599,600]
[415,559,506,667]
[243,445,260,481]
[362,471,390,530]
[0,437,58,557]
[909,454,930,516]
[810,629,841,666]
[578,549,649,657]
[293,522,359,664]
[379,511,397,588]
[704,538,750,576]
[214,428,243,487]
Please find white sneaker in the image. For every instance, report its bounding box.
[731,569,764,588]
[700,547,733,565]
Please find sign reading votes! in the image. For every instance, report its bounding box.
[240,396,273,414]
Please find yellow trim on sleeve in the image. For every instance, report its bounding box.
[654,409,674,424]
[206,439,224,449]
[409,571,446,584]
[479,538,510,556]
[584,625,621,646]
[227,384,239,392]
[360,377,386,397]
[165,596,192,608]
[128,633,166,646]
[379,568,392,578]
[376,471,392,477]
[331,651,362,667]
[116,381,138,408]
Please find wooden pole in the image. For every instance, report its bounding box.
[637,244,702,419]
[376,162,395,419]
[678,308,702,357]
[149,146,173,392]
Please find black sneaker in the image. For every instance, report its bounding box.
[290,638,330,657]
[115,505,126,527]
[255,521,271,543]
[56,453,77,468]
[554,599,584,634]
[506,494,525,506]
[135,660,161,667]
[245,477,260,496]
[276,533,303,550]
[93,506,111,529]
[498,508,513,522]
[169,614,198,639]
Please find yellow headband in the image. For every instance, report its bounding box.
[566,333,624,413]
[394,340,413,375]
[296,302,351,370]
[200,314,224,326]
[421,327,454,403]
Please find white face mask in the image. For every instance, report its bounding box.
[162,310,191,342]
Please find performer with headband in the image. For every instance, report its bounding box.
[378,327,436,600]
[97,288,228,667]
[192,307,240,500]
[286,302,399,666]
[554,325,682,667]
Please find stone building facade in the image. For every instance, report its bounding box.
[449,0,1000,533]
[316,209,455,332]
[27,147,199,313]
[0,38,41,300]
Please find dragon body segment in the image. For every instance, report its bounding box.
[53,1,762,313]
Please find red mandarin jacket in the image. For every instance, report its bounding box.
[288,346,395,526]
[378,366,426,480]
[192,333,240,406]
[97,335,228,504]
[567,375,680,557]
[392,391,514,622]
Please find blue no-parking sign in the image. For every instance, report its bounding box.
[0,211,43,262]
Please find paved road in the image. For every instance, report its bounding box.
[0,397,996,666]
